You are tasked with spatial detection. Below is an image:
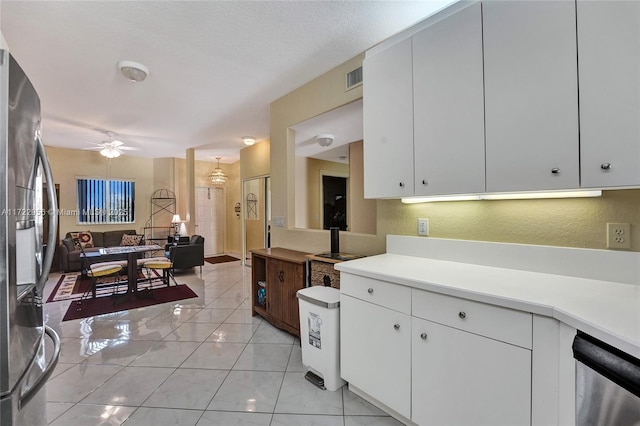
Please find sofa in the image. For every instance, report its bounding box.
[59,229,144,272]
[165,235,205,273]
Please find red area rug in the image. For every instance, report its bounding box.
[62,284,198,321]
[204,255,240,264]
[47,271,157,303]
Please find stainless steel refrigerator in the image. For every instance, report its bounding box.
[0,50,60,425]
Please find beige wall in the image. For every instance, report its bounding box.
[225,161,242,255]
[46,146,243,254]
[304,157,349,230]
[270,54,379,255]
[349,141,377,235]
[269,56,640,255]
[174,157,242,255]
[44,146,154,242]
[244,178,266,253]
[240,141,271,257]
[240,140,270,180]
[381,190,640,251]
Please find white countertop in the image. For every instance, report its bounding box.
[335,237,640,358]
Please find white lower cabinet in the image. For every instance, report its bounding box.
[340,273,535,425]
[412,316,531,426]
[340,294,411,418]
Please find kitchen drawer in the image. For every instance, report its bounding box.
[340,273,411,314]
[412,288,532,349]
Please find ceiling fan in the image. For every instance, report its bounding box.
[84,131,136,158]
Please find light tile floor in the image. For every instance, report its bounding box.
[43,260,404,425]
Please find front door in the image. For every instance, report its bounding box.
[195,187,224,256]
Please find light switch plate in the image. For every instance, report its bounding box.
[418,218,429,236]
[272,216,285,228]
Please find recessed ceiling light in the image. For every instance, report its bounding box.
[242,136,256,146]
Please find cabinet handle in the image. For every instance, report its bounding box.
[367,288,374,295]
[278,271,284,282]
[420,333,428,341]
[422,179,428,185]
[394,324,400,331]
[601,163,612,170]
[459,311,466,319]
[551,168,560,174]
[399,182,405,188]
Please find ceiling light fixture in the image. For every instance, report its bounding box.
[209,157,228,187]
[316,134,334,147]
[242,136,256,146]
[100,147,121,158]
[117,60,149,83]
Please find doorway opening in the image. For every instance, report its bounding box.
[195,186,225,256]
[242,176,271,265]
[321,174,348,231]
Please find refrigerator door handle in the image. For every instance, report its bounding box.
[18,326,61,410]
[34,130,57,296]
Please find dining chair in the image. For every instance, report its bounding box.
[76,243,125,302]
[142,257,178,287]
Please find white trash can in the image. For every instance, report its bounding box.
[297,286,345,391]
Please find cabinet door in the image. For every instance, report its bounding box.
[413,2,485,196]
[412,317,531,426]
[483,0,579,192]
[341,295,411,418]
[267,258,284,321]
[280,261,304,330]
[578,0,640,187]
[363,37,415,198]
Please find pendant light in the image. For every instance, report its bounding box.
[209,157,228,187]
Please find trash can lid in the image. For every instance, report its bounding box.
[297,286,340,309]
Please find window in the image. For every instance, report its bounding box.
[76,178,135,223]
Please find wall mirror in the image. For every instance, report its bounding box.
[292,99,376,235]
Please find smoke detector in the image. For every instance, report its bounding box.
[118,61,149,83]
[316,134,334,147]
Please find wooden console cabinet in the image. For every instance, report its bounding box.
[251,248,309,336]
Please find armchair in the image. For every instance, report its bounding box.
[167,235,205,273]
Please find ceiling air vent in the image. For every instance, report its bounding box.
[345,66,363,91]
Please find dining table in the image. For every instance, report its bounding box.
[96,244,163,296]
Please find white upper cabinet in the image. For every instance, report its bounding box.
[483,0,580,192]
[413,2,485,196]
[578,0,640,188]
[363,37,414,198]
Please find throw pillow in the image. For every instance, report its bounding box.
[121,234,143,246]
[69,231,94,249]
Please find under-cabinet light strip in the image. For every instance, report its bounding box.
[401,190,602,204]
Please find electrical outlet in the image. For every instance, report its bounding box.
[607,223,631,249]
[418,218,429,236]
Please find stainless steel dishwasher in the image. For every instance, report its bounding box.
[572,331,640,426]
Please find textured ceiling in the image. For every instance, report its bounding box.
[1,0,454,163]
